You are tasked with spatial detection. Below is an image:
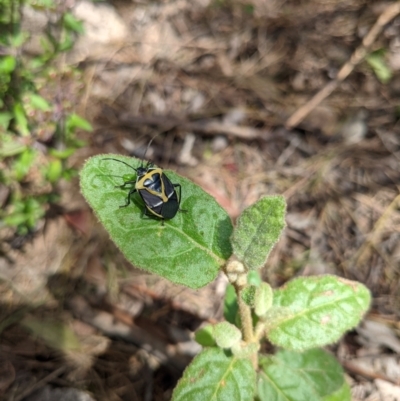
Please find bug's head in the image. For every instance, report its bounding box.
[136,160,154,178]
[136,166,147,178]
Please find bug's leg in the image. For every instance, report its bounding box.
[120,188,137,208]
[115,181,131,190]
[174,184,187,213]
[141,207,153,220]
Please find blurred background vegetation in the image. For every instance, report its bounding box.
[0,0,91,241]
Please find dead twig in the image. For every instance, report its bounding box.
[119,113,275,140]
[342,360,400,385]
[352,194,400,269]
[285,2,400,129]
[13,366,67,401]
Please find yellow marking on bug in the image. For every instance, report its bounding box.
[136,169,169,202]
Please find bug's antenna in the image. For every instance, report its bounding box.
[141,133,160,165]
[102,158,138,172]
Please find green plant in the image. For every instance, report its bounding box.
[0,0,91,236]
[80,154,371,401]
[366,49,392,84]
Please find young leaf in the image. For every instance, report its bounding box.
[172,348,255,401]
[66,113,93,133]
[32,0,55,7]
[224,284,239,325]
[366,51,392,84]
[25,198,45,228]
[80,155,233,289]
[13,102,30,136]
[247,270,262,286]
[0,56,16,73]
[231,195,286,270]
[4,212,29,227]
[13,149,37,181]
[195,325,216,347]
[26,93,51,111]
[242,286,257,307]
[254,282,273,317]
[49,148,76,159]
[0,112,13,130]
[46,159,63,183]
[59,31,75,52]
[63,12,84,34]
[213,322,242,349]
[266,275,371,351]
[257,349,347,401]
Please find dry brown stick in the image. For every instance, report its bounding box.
[119,112,275,140]
[285,2,400,130]
[14,366,67,401]
[352,193,400,268]
[342,360,400,385]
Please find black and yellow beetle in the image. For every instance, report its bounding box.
[103,157,185,223]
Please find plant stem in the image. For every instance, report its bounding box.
[236,286,254,342]
[224,261,259,369]
[235,284,258,369]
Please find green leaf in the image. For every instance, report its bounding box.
[28,56,46,69]
[195,325,216,347]
[13,102,30,136]
[267,275,371,351]
[0,133,26,157]
[0,55,16,73]
[26,93,51,111]
[241,285,256,307]
[323,380,351,401]
[39,35,54,55]
[224,284,239,325]
[243,4,254,14]
[49,148,76,159]
[66,113,92,133]
[25,198,45,228]
[247,270,261,286]
[254,282,273,317]
[46,159,63,183]
[172,348,255,401]
[4,197,45,229]
[79,155,233,288]
[13,149,37,181]
[31,0,55,8]
[257,349,346,401]
[4,212,29,227]
[10,31,29,47]
[58,31,74,52]
[63,12,84,34]
[62,167,78,180]
[366,51,392,84]
[0,112,13,130]
[21,316,81,352]
[263,306,293,325]
[213,322,242,349]
[231,195,286,270]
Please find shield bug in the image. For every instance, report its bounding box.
[103,146,185,223]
